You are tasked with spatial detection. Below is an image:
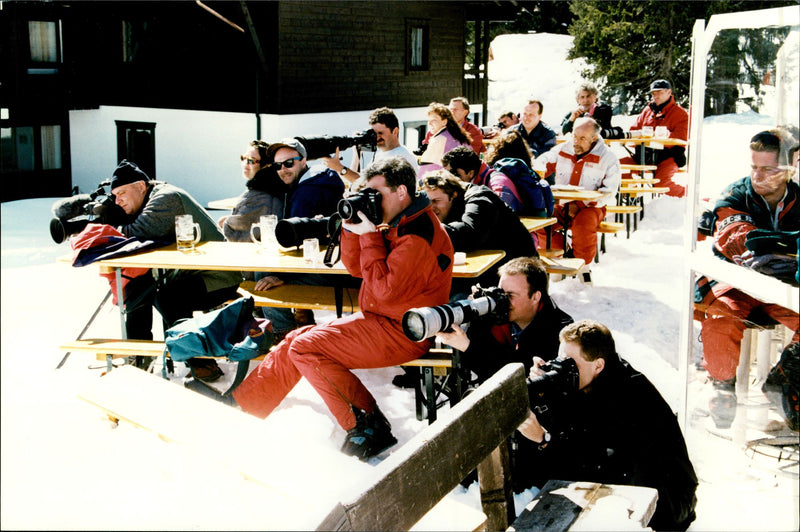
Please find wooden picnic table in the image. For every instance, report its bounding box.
[519,216,557,233]
[551,187,604,204]
[207,197,238,210]
[94,241,504,279]
[93,242,506,340]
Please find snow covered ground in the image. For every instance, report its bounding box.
[2,32,798,531]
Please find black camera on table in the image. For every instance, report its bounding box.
[338,189,382,225]
[527,357,580,432]
[49,181,127,244]
[295,129,377,161]
[275,214,341,249]
[401,285,511,342]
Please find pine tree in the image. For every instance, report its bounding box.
[567,0,796,115]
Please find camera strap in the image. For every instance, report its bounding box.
[323,215,342,267]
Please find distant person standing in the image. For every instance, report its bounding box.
[625,79,689,198]
[515,100,556,157]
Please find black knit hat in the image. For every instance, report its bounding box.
[110,160,150,190]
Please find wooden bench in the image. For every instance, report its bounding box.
[541,256,585,278]
[620,178,660,185]
[61,338,462,425]
[78,363,518,531]
[619,185,670,197]
[606,204,643,237]
[619,163,658,172]
[595,221,624,262]
[238,281,361,315]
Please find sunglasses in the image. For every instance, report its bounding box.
[240,155,260,165]
[273,156,302,169]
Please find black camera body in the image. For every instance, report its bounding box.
[295,129,377,161]
[49,181,125,244]
[338,189,382,225]
[527,357,580,432]
[402,285,511,342]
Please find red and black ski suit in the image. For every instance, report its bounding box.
[233,195,454,430]
[624,95,689,197]
[696,176,800,381]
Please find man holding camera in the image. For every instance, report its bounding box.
[110,160,241,380]
[437,256,572,385]
[233,157,454,460]
[325,107,418,182]
[517,320,698,531]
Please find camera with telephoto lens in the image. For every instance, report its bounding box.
[402,285,510,342]
[527,357,580,432]
[295,129,377,161]
[338,188,382,225]
[275,214,342,249]
[49,180,127,244]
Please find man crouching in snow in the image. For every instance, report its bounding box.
[233,157,454,460]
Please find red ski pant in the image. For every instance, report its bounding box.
[232,312,429,430]
[537,203,605,264]
[620,156,685,198]
[700,287,799,381]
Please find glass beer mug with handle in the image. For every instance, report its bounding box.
[175,214,202,251]
[250,214,278,250]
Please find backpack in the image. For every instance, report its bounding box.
[165,296,273,363]
[491,158,555,217]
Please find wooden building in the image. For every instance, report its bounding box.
[1,1,521,203]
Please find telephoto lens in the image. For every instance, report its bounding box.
[402,296,498,342]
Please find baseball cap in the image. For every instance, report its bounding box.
[649,79,671,91]
[266,138,307,163]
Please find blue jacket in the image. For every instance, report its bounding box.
[515,122,557,157]
[286,165,345,219]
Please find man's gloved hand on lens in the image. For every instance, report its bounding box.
[343,211,377,235]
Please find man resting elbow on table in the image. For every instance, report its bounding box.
[233,157,454,461]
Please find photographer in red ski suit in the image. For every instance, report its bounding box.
[233,156,454,460]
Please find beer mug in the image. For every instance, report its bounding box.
[250,214,278,250]
[641,126,654,138]
[654,126,669,139]
[303,238,319,265]
[175,214,201,251]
